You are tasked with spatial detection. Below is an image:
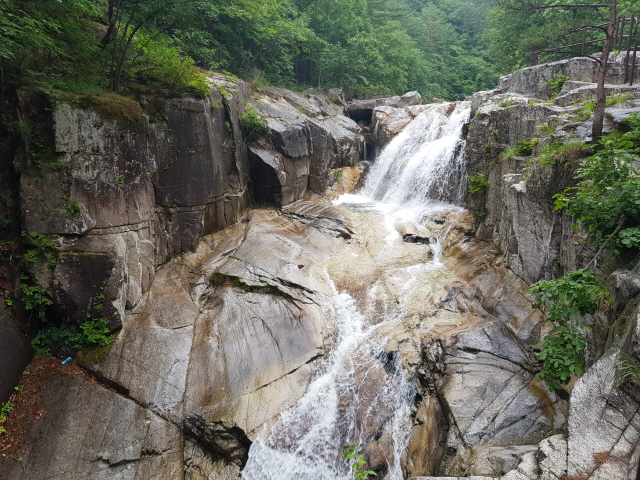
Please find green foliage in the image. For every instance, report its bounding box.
[536,322,587,392]
[614,352,640,386]
[21,231,57,268]
[528,270,605,392]
[343,446,377,480]
[547,74,568,97]
[537,141,586,167]
[515,138,539,156]
[488,1,636,75]
[553,136,640,256]
[499,97,516,108]
[0,400,13,434]
[80,317,111,347]
[536,123,556,137]
[334,168,343,182]
[241,105,268,142]
[31,323,85,357]
[0,215,10,233]
[20,284,52,320]
[468,173,489,194]
[499,146,517,162]
[65,199,81,216]
[528,270,605,324]
[32,317,111,358]
[606,93,634,108]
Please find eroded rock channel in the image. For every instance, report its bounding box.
[2,57,640,480]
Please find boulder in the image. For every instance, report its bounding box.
[248,146,309,205]
[347,91,423,122]
[371,104,434,149]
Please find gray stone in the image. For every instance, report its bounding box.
[466,446,538,477]
[0,304,31,403]
[499,56,631,95]
[607,262,640,313]
[347,91,423,122]
[567,348,640,478]
[247,146,309,205]
[0,374,183,480]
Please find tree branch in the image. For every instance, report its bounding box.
[495,1,609,11]
[585,215,626,270]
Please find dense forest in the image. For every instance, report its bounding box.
[0,0,637,105]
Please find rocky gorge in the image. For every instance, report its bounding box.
[0,54,640,480]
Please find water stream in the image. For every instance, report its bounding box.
[242,101,471,480]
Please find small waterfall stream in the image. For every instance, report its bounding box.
[242,101,471,480]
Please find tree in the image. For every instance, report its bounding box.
[493,0,620,141]
[102,0,199,90]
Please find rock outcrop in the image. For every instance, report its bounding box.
[249,88,364,202]
[465,60,640,283]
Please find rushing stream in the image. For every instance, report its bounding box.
[242,102,471,480]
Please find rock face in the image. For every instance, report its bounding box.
[347,91,423,121]
[465,60,640,283]
[0,374,184,480]
[0,304,31,402]
[249,89,364,202]
[499,54,638,97]
[11,77,250,334]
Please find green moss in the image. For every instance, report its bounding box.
[61,92,146,132]
[76,333,118,365]
[210,272,294,299]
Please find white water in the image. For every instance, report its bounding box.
[242,281,414,480]
[363,102,471,211]
[242,101,470,480]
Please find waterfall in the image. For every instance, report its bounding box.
[363,102,471,208]
[242,283,414,480]
[242,101,470,480]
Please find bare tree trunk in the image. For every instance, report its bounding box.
[592,0,617,141]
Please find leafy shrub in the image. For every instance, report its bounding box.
[468,174,489,194]
[621,112,640,150]
[31,317,111,357]
[31,324,86,357]
[536,322,587,392]
[0,401,13,435]
[499,146,517,162]
[241,105,268,142]
[554,139,640,256]
[80,317,110,347]
[537,141,586,167]
[528,270,606,392]
[333,168,343,182]
[547,73,569,97]
[20,284,53,320]
[343,446,377,480]
[528,270,606,322]
[515,138,539,156]
[65,199,81,216]
[22,231,57,267]
[131,32,209,98]
[537,123,556,136]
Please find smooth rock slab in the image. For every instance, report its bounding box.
[0,374,183,480]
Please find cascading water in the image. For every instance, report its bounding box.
[363,102,471,209]
[242,101,470,480]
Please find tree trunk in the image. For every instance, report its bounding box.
[592,0,617,141]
